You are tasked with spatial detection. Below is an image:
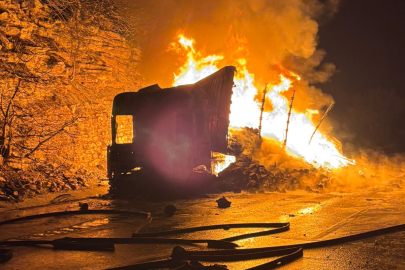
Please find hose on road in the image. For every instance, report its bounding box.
[1,209,405,269]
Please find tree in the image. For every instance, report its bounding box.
[0,0,139,169]
[0,30,80,167]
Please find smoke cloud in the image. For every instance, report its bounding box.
[117,1,405,193]
[120,0,340,89]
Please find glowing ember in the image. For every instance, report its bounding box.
[211,152,236,176]
[171,34,353,169]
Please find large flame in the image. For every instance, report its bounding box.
[173,35,224,86]
[172,35,352,170]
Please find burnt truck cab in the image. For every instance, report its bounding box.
[107,66,236,193]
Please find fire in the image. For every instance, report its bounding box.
[171,35,353,171]
[211,152,236,176]
[173,35,223,86]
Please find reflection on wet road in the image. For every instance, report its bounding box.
[1,187,405,269]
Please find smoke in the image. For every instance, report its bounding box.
[116,0,405,193]
[114,0,347,146]
[255,138,405,193]
[332,150,405,191]
[120,0,340,87]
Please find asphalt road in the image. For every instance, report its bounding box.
[1,186,405,269]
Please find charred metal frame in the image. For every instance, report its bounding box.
[107,66,236,192]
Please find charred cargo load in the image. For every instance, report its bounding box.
[107,66,236,193]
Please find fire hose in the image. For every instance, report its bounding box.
[1,209,405,269]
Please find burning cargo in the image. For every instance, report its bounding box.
[107,66,236,194]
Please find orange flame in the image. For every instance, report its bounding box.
[173,35,223,86]
[171,34,353,170]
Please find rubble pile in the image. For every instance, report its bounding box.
[215,156,335,194]
[0,164,102,202]
[213,128,340,194]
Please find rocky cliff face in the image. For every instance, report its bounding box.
[0,0,140,200]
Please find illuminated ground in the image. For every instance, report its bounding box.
[1,186,405,269]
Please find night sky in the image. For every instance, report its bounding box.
[318,0,405,154]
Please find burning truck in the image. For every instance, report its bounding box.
[107,66,236,194]
[106,34,354,195]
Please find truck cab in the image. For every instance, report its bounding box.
[107,66,236,194]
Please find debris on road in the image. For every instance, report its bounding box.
[0,164,100,202]
[216,196,231,208]
[164,204,177,217]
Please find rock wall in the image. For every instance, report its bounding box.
[0,0,140,189]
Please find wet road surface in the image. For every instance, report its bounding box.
[1,186,405,269]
